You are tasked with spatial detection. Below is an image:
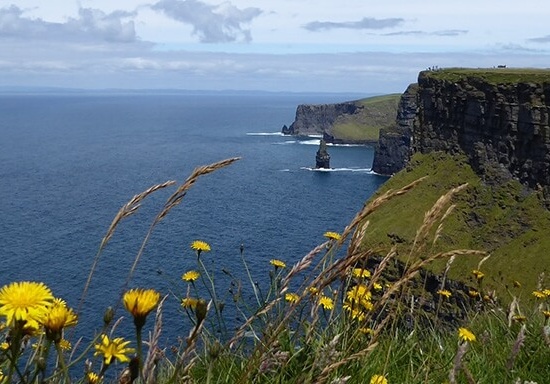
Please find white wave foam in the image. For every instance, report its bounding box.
[296,139,364,147]
[300,166,374,173]
[246,132,285,136]
[298,139,321,145]
[272,140,297,145]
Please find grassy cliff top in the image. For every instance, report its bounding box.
[422,67,550,85]
[363,151,550,303]
[330,93,401,142]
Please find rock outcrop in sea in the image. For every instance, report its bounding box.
[373,69,550,189]
[315,139,331,169]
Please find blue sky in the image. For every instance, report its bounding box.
[1,0,549,93]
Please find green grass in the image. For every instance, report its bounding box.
[423,67,550,85]
[362,151,550,303]
[330,94,400,142]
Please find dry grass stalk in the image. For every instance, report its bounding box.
[409,183,468,258]
[77,180,176,321]
[433,204,455,245]
[143,295,168,384]
[506,324,526,371]
[449,342,468,384]
[122,157,240,297]
[314,342,379,384]
[477,254,492,270]
[507,297,519,328]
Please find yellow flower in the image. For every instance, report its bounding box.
[343,304,367,321]
[270,259,286,268]
[542,310,550,319]
[191,240,211,254]
[359,327,374,336]
[512,315,527,323]
[181,297,199,309]
[41,298,78,341]
[458,327,476,343]
[472,270,484,281]
[352,268,371,279]
[544,289,550,297]
[94,334,134,365]
[370,374,388,384]
[346,284,372,307]
[182,270,200,282]
[0,342,8,350]
[373,282,383,291]
[437,289,452,299]
[0,281,54,328]
[513,280,522,288]
[532,290,546,299]
[285,293,299,303]
[86,372,102,384]
[319,296,334,310]
[323,231,341,241]
[123,288,160,328]
[468,289,480,298]
[307,286,319,295]
[59,339,72,351]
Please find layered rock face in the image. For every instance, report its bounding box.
[283,102,361,136]
[373,71,550,188]
[372,84,418,175]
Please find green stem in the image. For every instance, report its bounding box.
[54,341,70,384]
[240,248,261,306]
[198,257,226,334]
[136,323,144,382]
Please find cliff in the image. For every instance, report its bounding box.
[373,68,550,189]
[282,94,400,144]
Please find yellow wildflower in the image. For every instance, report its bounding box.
[319,296,334,310]
[323,231,341,241]
[182,270,200,282]
[0,281,53,328]
[346,284,372,307]
[59,339,72,351]
[373,282,383,291]
[191,240,211,254]
[370,374,388,384]
[343,304,367,322]
[359,327,374,336]
[270,259,286,268]
[437,289,452,299]
[472,270,484,281]
[123,288,160,328]
[352,268,371,279]
[41,298,78,341]
[86,372,102,384]
[307,286,319,295]
[94,334,134,365]
[285,293,299,303]
[468,289,480,298]
[458,327,476,343]
[542,310,550,319]
[544,289,550,297]
[181,297,199,309]
[512,315,527,323]
[532,290,546,299]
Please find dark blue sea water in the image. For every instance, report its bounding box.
[0,92,388,347]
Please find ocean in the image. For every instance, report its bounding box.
[0,91,388,347]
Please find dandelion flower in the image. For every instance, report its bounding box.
[458,327,476,343]
[343,304,367,321]
[323,231,341,241]
[472,270,485,281]
[191,240,211,254]
[94,334,134,365]
[270,259,286,268]
[181,297,199,309]
[285,293,299,303]
[182,270,200,282]
[59,339,72,351]
[468,289,480,298]
[41,298,78,341]
[0,281,53,328]
[437,289,452,299]
[307,286,319,295]
[352,268,371,279]
[359,327,374,336]
[123,288,160,328]
[544,289,550,297]
[370,374,388,384]
[512,315,527,323]
[319,296,334,310]
[346,284,372,307]
[542,310,550,319]
[86,372,102,384]
[373,282,383,291]
[532,290,546,299]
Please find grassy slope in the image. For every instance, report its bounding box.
[330,94,401,141]
[425,67,550,84]
[363,151,550,302]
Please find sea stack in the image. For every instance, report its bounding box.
[315,138,331,169]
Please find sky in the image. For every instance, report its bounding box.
[1,0,549,93]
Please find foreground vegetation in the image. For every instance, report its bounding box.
[1,157,549,383]
[423,67,550,85]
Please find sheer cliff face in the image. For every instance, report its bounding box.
[372,84,418,175]
[414,72,550,187]
[374,71,550,188]
[286,103,361,136]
